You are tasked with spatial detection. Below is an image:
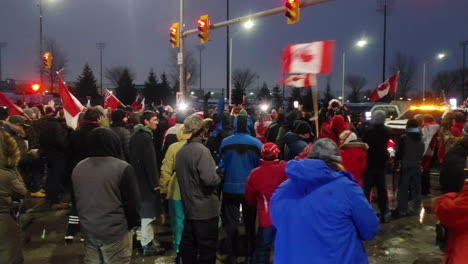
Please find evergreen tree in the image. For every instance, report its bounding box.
[288,87,302,110]
[272,85,283,110]
[257,82,272,102]
[320,78,334,107]
[159,73,172,105]
[144,70,159,105]
[116,68,136,105]
[232,87,244,105]
[75,64,99,104]
[302,88,314,111]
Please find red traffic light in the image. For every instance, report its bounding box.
[31,83,41,92]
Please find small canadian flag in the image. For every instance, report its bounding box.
[283,74,317,87]
[282,40,334,74]
[370,72,400,102]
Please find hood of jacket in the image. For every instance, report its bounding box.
[176,124,191,142]
[284,131,303,145]
[286,159,354,192]
[0,130,20,169]
[405,128,422,141]
[133,124,153,136]
[233,114,253,134]
[87,127,122,158]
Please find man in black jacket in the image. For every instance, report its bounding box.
[129,111,165,256]
[362,110,392,223]
[73,128,140,264]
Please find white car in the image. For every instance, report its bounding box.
[385,105,448,131]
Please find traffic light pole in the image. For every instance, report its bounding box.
[182,0,332,37]
[178,0,186,101]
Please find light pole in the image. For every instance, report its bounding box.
[197,45,205,91]
[228,20,255,105]
[38,0,44,93]
[96,42,106,95]
[341,39,368,103]
[0,42,7,82]
[422,52,446,101]
[461,41,468,99]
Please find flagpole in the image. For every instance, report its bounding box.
[311,85,319,138]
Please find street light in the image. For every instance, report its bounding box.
[342,38,368,103]
[423,51,447,101]
[229,23,255,105]
[96,42,106,95]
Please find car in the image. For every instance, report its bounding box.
[385,105,448,132]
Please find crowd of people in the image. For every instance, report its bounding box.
[0,98,468,264]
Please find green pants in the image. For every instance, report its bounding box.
[168,200,185,252]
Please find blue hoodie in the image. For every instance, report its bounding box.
[270,159,379,264]
[219,114,263,194]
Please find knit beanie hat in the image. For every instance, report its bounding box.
[111,109,127,122]
[307,138,342,162]
[372,110,386,125]
[261,142,281,158]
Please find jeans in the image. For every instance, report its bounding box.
[254,226,276,264]
[222,193,257,259]
[140,218,156,247]
[180,217,218,264]
[397,165,422,215]
[45,156,66,204]
[363,166,389,215]
[84,232,132,264]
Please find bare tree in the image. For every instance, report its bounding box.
[390,51,416,98]
[432,68,468,97]
[168,49,197,89]
[232,68,257,91]
[40,38,69,93]
[346,74,367,102]
[105,66,136,88]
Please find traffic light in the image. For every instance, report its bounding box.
[31,83,41,93]
[170,23,180,48]
[42,51,52,68]
[285,0,300,24]
[197,15,210,44]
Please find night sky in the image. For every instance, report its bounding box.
[0,0,467,97]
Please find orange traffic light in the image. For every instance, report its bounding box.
[285,0,300,24]
[42,51,52,68]
[197,15,210,44]
[31,83,41,92]
[170,23,180,48]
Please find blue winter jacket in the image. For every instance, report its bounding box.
[270,159,379,264]
[219,115,263,194]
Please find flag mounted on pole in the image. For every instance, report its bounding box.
[131,95,145,111]
[370,72,399,102]
[282,40,334,74]
[0,91,23,116]
[104,89,122,110]
[57,72,85,129]
[283,74,317,87]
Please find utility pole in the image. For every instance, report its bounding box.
[226,0,230,103]
[462,41,468,100]
[39,0,44,95]
[178,0,186,101]
[96,42,106,95]
[0,42,7,83]
[377,0,391,82]
[197,45,205,91]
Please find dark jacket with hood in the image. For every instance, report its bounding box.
[130,124,162,218]
[283,132,308,161]
[395,128,425,166]
[362,111,392,166]
[73,128,140,246]
[39,116,70,159]
[219,114,263,194]
[270,159,379,264]
[110,121,131,161]
[70,121,100,167]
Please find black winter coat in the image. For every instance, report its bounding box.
[130,125,162,218]
[362,124,392,167]
[110,123,131,162]
[39,117,70,158]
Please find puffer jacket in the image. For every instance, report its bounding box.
[434,181,468,264]
[340,141,368,187]
[270,159,379,264]
[160,126,191,200]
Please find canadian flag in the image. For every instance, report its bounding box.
[370,72,400,102]
[283,74,317,87]
[0,91,23,116]
[57,72,85,129]
[131,95,145,111]
[282,40,334,74]
[104,89,121,110]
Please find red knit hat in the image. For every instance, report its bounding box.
[261,142,280,158]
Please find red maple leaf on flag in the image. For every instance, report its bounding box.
[300,52,314,62]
